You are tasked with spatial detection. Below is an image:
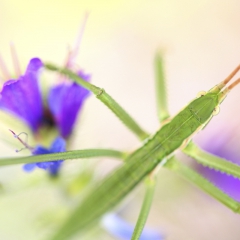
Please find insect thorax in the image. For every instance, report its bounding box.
[188,93,218,124]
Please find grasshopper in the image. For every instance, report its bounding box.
[42,59,240,240]
[0,57,239,240]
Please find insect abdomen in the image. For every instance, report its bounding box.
[51,97,213,239]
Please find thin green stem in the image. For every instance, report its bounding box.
[155,53,170,123]
[183,141,240,179]
[0,149,125,166]
[131,176,156,240]
[165,156,240,213]
[44,63,148,140]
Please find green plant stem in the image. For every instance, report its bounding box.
[0,149,125,166]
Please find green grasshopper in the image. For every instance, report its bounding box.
[0,57,240,240]
[42,59,240,240]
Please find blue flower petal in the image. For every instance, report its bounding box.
[102,214,163,240]
[23,163,36,172]
[23,137,66,176]
[48,80,90,138]
[33,146,51,155]
[48,160,63,176]
[0,58,43,131]
[50,136,66,152]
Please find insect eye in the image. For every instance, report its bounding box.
[212,106,220,116]
[196,91,206,98]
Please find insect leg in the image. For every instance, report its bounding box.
[131,51,172,238]
[155,53,170,124]
[182,141,240,179]
[45,64,148,140]
[131,176,156,240]
[165,156,240,213]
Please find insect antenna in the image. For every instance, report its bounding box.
[218,66,240,102]
[9,129,33,152]
[210,65,240,94]
[226,78,240,90]
[222,65,240,85]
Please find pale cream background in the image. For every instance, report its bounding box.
[0,1,239,240]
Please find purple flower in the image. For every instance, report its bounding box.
[0,58,43,132]
[48,71,90,138]
[101,214,163,240]
[195,124,240,201]
[24,137,66,176]
[0,58,90,139]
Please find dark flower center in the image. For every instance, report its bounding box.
[42,107,55,128]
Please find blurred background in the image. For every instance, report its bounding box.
[0,0,240,239]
